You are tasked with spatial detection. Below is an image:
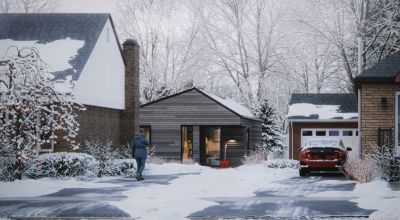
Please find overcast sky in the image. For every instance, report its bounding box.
[57,0,118,15]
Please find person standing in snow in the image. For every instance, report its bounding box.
[131,128,149,181]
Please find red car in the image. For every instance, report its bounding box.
[299,138,352,176]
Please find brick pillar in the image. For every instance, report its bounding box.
[120,39,140,144]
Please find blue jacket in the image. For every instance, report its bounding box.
[131,135,149,159]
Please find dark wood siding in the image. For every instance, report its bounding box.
[140,89,241,159]
[241,118,263,150]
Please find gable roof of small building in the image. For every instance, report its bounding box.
[0,13,123,83]
[140,87,261,121]
[288,93,358,121]
[354,50,400,84]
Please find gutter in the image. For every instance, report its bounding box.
[287,119,359,123]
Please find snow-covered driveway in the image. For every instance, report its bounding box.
[0,163,398,219]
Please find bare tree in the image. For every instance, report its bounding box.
[198,0,285,109]
[116,0,206,104]
[0,0,59,13]
[294,0,400,89]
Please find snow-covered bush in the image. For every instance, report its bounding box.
[26,152,97,179]
[267,146,287,160]
[0,47,83,180]
[343,158,378,183]
[83,139,117,177]
[148,156,180,165]
[242,144,268,165]
[365,144,400,182]
[103,159,136,176]
[115,143,133,159]
[0,156,17,181]
[266,159,299,169]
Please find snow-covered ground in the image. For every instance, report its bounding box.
[0,162,399,219]
[112,163,297,219]
[0,177,120,198]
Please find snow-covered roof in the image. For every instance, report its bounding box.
[140,88,260,121]
[288,93,358,120]
[198,89,258,120]
[0,13,121,93]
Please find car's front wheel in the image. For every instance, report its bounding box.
[299,168,308,177]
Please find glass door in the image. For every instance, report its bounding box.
[203,127,221,166]
[182,126,193,161]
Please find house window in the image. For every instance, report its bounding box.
[343,130,353,136]
[316,130,326,136]
[302,130,313,136]
[329,130,340,136]
[181,126,193,161]
[140,126,151,145]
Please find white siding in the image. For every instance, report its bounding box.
[73,19,125,110]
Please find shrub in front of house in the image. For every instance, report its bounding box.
[26,152,97,179]
[343,158,378,183]
[102,159,136,176]
[265,159,299,169]
[0,156,18,182]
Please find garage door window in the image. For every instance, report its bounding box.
[316,130,326,136]
[343,130,353,136]
[329,130,339,136]
[302,130,313,136]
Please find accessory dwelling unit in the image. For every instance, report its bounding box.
[139,88,262,167]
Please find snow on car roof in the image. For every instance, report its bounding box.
[303,138,345,150]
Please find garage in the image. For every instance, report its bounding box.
[287,93,359,160]
[300,128,359,160]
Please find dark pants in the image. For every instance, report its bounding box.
[136,158,146,176]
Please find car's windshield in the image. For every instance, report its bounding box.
[306,139,339,148]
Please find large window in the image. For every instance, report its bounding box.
[181,126,193,161]
[140,126,151,145]
[204,127,221,166]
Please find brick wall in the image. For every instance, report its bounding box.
[360,84,397,153]
[53,38,140,151]
[54,105,121,152]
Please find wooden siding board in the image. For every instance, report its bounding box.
[140,89,262,165]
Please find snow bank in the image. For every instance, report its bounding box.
[0,178,119,198]
[112,163,297,219]
[288,103,358,120]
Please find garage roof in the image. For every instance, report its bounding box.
[288,93,358,121]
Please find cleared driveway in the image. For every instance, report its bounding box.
[0,173,376,219]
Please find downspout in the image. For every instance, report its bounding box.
[291,121,294,159]
[358,89,361,158]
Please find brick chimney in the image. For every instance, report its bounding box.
[120,39,140,144]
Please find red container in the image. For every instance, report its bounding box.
[220,160,230,168]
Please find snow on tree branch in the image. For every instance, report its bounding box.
[0,46,84,180]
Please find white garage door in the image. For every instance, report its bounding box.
[301,128,360,160]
